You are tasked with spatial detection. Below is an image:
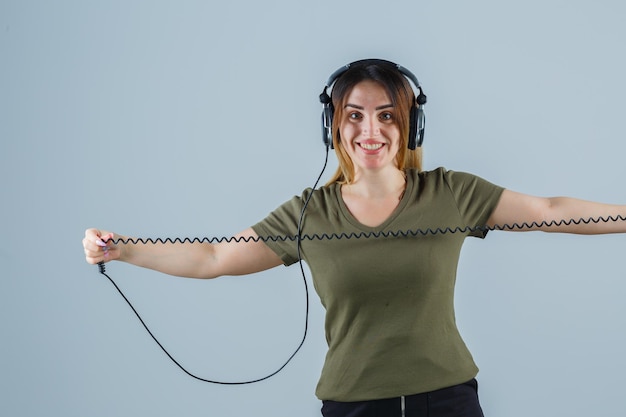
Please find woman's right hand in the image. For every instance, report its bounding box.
[82,228,121,264]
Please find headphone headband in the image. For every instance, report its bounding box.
[319,59,427,149]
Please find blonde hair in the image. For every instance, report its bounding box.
[325,62,423,185]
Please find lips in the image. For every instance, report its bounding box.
[358,142,384,151]
[355,140,387,155]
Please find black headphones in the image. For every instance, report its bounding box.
[319,59,427,150]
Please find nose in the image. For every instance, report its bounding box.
[362,116,381,137]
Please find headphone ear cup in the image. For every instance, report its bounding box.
[321,104,334,149]
[408,104,419,150]
[407,105,425,150]
[416,106,425,148]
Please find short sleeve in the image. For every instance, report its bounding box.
[442,170,504,238]
[251,193,305,266]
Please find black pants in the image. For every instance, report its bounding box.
[321,379,484,417]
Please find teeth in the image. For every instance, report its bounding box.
[359,143,383,150]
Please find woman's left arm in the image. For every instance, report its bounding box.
[487,189,626,234]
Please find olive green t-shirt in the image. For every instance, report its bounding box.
[252,167,504,402]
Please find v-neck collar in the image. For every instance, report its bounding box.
[333,172,415,232]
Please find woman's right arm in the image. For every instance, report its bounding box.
[82,227,283,279]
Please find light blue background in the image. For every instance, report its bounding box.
[2,1,626,416]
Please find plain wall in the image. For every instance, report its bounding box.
[2,1,626,416]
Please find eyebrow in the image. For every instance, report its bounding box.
[344,103,394,110]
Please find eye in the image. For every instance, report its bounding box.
[348,112,362,120]
[379,112,393,122]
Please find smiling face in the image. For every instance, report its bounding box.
[338,80,401,176]
[325,60,423,185]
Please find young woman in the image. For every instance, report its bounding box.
[83,59,626,417]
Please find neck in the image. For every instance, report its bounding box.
[346,167,407,199]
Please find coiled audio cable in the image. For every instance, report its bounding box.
[95,143,626,384]
[95,144,331,385]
